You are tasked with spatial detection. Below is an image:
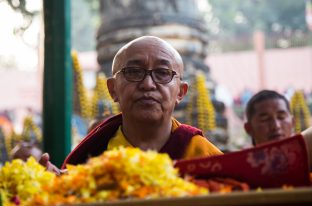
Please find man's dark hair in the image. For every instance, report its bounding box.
[245,90,290,122]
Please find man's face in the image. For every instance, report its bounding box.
[245,98,295,145]
[108,38,187,124]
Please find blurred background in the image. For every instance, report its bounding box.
[1,0,312,164]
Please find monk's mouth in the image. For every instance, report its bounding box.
[137,97,159,105]
[268,134,284,140]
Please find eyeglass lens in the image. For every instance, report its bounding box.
[122,67,175,83]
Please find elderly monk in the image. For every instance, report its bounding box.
[40,36,222,174]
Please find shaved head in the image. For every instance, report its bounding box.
[105,35,189,152]
[112,36,184,77]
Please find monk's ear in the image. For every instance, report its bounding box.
[107,78,118,102]
[244,122,252,136]
[244,122,256,146]
[175,82,188,105]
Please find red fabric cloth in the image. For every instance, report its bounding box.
[62,114,203,168]
[190,177,250,192]
[175,135,311,188]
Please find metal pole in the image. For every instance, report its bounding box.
[43,0,72,167]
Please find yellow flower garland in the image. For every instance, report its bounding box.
[91,73,119,118]
[4,132,15,159]
[290,90,311,133]
[196,73,216,131]
[72,51,92,119]
[21,116,42,143]
[186,73,216,132]
[4,116,42,160]
[4,130,24,159]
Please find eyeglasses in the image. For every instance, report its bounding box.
[115,67,179,84]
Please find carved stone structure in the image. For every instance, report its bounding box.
[96,0,228,150]
[97,0,210,80]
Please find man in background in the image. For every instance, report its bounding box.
[244,90,295,145]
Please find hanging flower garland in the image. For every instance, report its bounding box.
[195,73,216,131]
[290,90,311,133]
[91,73,119,118]
[72,51,92,119]
[3,116,41,160]
[5,131,21,160]
[21,116,42,143]
[186,73,216,132]
[91,75,101,118]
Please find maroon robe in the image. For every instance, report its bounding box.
[62,114,203,168]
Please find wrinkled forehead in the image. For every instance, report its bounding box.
[112,37,183,74]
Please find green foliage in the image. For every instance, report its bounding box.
[207,0,307,38]
[71,0,100,51]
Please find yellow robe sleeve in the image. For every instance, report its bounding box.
[182,135,223,159]
[171,118,223,160]
[107,126,132,150]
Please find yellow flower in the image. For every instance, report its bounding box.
[26,147,208,205]
[186,73,216,131]
[290,90,311,133]
[0,157,56,205]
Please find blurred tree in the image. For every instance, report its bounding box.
[207,0,307,38]
[5,0,39,35]
[5,0,99,51]
[71,0,100,51]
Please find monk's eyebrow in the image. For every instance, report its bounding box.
[277,110,289,115]
[126,59,143,66]
[257,112,269,117]
[159,59,171,66]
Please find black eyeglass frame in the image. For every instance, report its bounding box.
[114,67,180,84]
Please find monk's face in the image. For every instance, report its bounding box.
[108,37,188,124]
[245,98,294,145]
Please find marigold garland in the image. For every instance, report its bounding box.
[196,74,216,131]
[4,132,13,159]
[72,51,120,122]
[4,131,22,160]
[21,116,42,143]
[72,50,92,119]
[290,90,311,133]
[3,116,42,160]
[91,73,119,118]
[186,73,216,132]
